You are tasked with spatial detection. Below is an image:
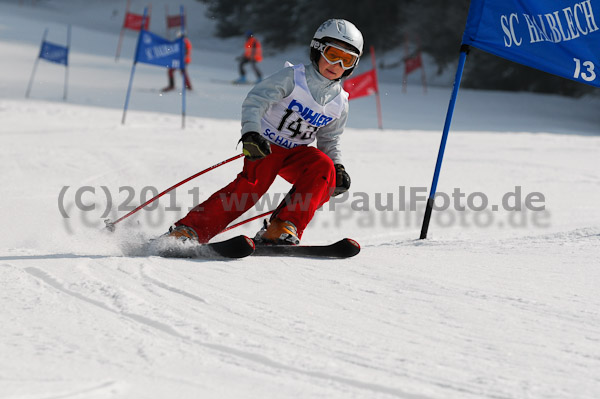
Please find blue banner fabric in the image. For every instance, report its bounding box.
[135,31,184,69]
[39,41,69,66]
[462,0,600,87]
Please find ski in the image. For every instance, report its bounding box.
[253,238,360,259]
[157,235,255,259]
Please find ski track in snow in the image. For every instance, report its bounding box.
[14,263,424,399]
[3,226,599,398]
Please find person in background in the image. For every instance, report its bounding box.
[163,19,363,246]
[162,32,192,92]
[235,31,262,84]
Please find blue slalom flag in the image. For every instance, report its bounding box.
[39,41,69,66]
[135,30,184,69]
[421,1,600,239]
[462,0,600,87]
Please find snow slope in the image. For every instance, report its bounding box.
[1,1,600,398]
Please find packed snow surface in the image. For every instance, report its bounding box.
[1,1,599,398]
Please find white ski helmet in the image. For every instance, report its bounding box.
[310,19,364,77]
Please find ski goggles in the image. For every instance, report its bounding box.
[320,42,359,70]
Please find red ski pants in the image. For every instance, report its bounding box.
[176,145,336,243]
[168,68,192,89]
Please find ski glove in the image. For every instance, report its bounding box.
[333,164,351,196]
[240,132,271,161]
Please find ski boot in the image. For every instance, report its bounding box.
[233,76,247,84]
[164,225,199,243]
[254,218,300,245]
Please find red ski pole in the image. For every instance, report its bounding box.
[105,153,244,231]
[220,210,274,233]
[219,186,296,233]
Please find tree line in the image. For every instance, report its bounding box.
[198,0,596,97]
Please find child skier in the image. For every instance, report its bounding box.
[167,19,363,245]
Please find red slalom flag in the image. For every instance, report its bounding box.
[404,52,423,75]
[343,46,383,129]
[115,0,152,61]
[343,69,378,100]
[167,14,184,29]
[124,12,150,31]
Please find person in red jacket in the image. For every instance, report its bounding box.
[162,32,192,92]
[235,31,262,84]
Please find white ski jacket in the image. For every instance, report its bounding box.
[241,63,349,164]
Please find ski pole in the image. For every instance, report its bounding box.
[220,210,274,233]
[105,153,244,231]
[219,187,296,233]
